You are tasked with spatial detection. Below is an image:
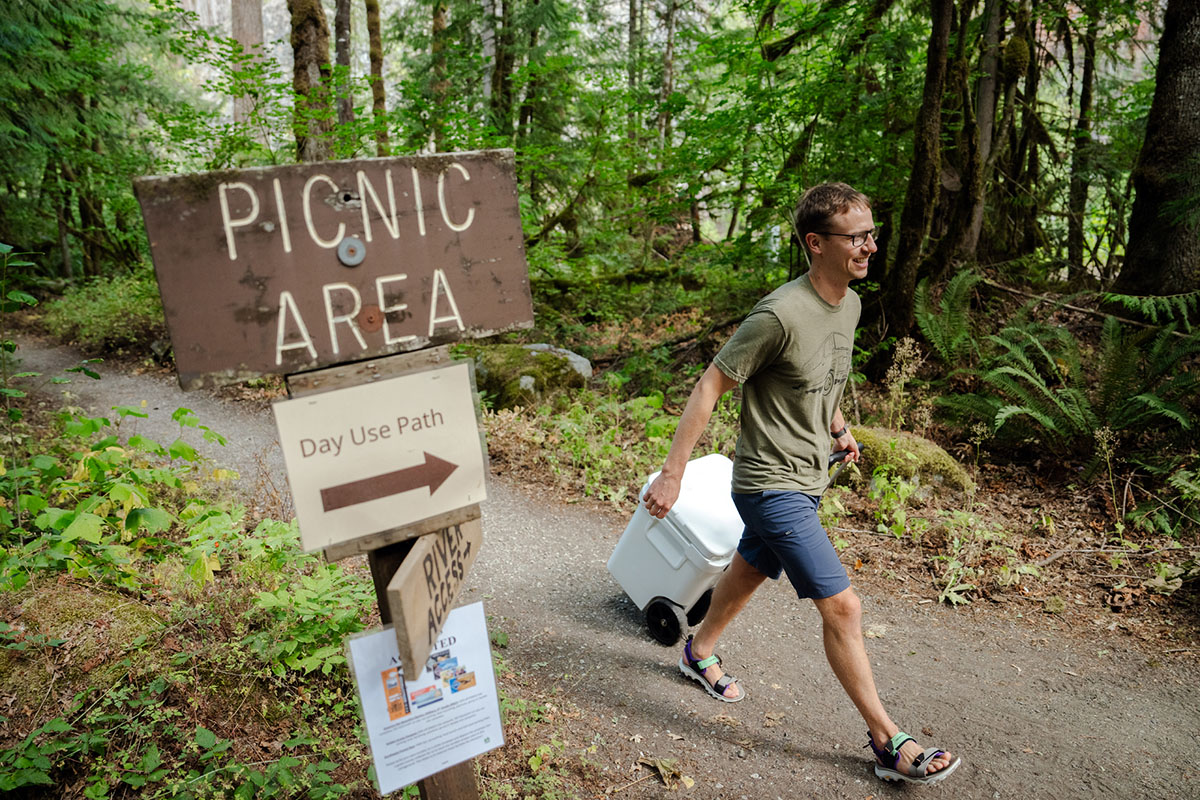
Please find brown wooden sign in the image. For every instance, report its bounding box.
[386,518,483,677]
[134,150,533,389]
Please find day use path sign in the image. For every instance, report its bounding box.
[134,150,533,389]
[273,360,487,552]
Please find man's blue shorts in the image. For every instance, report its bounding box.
[731,490,851,600]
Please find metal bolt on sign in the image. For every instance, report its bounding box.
[337,235,366,266]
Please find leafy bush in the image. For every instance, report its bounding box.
[40,268,166,353]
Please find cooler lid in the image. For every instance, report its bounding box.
[643,453,743,560]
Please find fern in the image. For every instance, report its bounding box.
[914,270,982,367]
[1101,290,1200,332]
[947,316,1198,453]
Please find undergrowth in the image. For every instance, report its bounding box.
[0,400,375,797]
[40,268,167,355]
[483,387,740,505]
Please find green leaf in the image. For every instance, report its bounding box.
[127,435,166,456]
[172,408,198,427]
[6,290,37,306]
[62,513,104,543]
[140,744,162,772]
[126,507,171,534]
[194,726,217,750]
[168,439,198,461]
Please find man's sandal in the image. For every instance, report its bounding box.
[678,635,744,703]
[866,731,961,785]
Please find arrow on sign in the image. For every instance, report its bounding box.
[320,452,459,512]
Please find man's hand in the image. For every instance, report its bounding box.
[643,472,681,519]
[833,428,861,463]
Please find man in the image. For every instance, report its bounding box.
[642,183,960,786]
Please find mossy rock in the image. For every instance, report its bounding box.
[851,427,976,494]
[0,582,165,709]
[458,343,591,409]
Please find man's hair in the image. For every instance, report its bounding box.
[793,183,872,252]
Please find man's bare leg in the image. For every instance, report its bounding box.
[684,552,767,700]
[814,587,954,775]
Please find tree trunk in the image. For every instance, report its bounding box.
[364,0,390,155]
[231,0,264,125]
[924,0,976,277]
[335,0,354,127]
[1067,5,1098,283]
[1111,0,1200,296]
[627,0,640,148]
[878,0,954,342]
[490,0,516,137]
[656,0,677,163]
[287,0,334,162]
[962,0,1003,258]
[431,0,449,150]
[54,164,73,279]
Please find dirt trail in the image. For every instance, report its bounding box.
[13,336,1200,800]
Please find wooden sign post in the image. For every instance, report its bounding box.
[386,518,484,677]
[135,150,534,799]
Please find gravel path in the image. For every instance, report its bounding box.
[12,335,1200,800]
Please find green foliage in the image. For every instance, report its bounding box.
[0,0,189,274]
[1126,455,1200,539]
[0,678,352,798]
[914,270,982,368]
[485,386,738,504]
[0,408,213,593]
[40,268,166,353]
[243,558,374,677]
[869,463,927,541]
[1101,290,1200,331]
[933,511,1036,606]
[937,313,1200,458]
[0,403,372,796]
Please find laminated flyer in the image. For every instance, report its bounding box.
[346,601,503,793]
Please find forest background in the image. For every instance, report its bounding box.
[1,0,1199,797]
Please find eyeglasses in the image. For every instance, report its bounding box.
[815,227,879,247]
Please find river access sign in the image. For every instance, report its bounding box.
[133,150,533,390]
[273,360,487,552]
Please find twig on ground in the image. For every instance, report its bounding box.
[1036,546,1182,568]
[607,772,655,794]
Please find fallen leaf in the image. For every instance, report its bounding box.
[668,732,684,741]
[710,714,739,727]
[637,756,685,789]
[921,726,934,737]
[764,711,785,727]
[680,776,695,789]
[629,733,643,743]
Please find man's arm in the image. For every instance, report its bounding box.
[830,407,860,462]
[643,363,738,519]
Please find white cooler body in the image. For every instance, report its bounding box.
[607,453,745,611]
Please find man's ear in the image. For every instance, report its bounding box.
[804,231,822,255]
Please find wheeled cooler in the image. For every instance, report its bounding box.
[607,454,745,645]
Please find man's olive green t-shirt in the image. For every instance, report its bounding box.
[713,273,860,495]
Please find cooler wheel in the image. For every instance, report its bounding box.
[686,587,714,627]
[645,598,687,646]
